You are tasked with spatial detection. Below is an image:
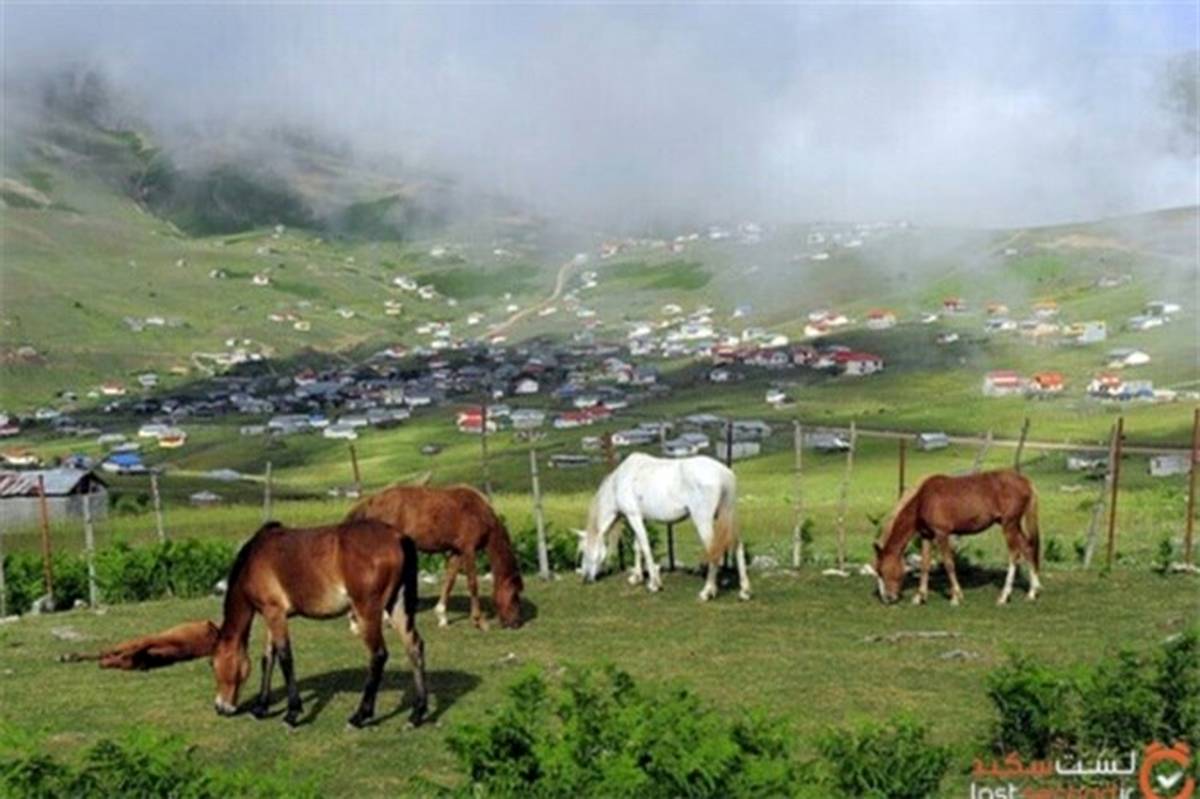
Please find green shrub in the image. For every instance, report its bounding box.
[985,653,1077,757]
[1156,630,1200,745]
[0,551,89,612]
[445,664,800,798]
[2,538,234,613]
[1078,650,1159,753]
[814,716,952,799]
[984,632,1200,759]
[511,523,579,575]
[0,726,316,798]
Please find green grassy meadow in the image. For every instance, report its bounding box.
[2,567,1194,796]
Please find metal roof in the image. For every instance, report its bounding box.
[0,469,103,498]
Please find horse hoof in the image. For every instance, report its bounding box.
[346,713,371,729]
[738,590,752,601]
[283,714,300,729]
[474,619,490,632]
[627,572,643,585]
[911,594,926,606]
[996,594,1011,606]
[1025,592,1039,601]
[408,710,427,728]
[250,704,269,720]
[697,590,712,602]
[647,582,662,593]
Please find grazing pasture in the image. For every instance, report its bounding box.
[1,568,1190,795]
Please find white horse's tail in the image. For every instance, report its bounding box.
[707,473,737,563]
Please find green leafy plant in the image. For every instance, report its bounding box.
[445,664,800,798]
[814,716,952,799]
[985,652,1078,758]
[0,726,317,798]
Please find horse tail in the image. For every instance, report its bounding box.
[708,472,737,563]
[399,534,419,623]
[1023,480,1041,571]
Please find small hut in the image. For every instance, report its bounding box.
[0,469,108,530]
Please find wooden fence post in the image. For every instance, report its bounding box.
[480,403,493,499]
[0,518,7,617]
[36,475,54,606]
[835,421,857,571]
[262,461,273,522]
[1186,407,1199,566]
[1105,416,1125,570]
[529,448,550,579]
[349,444,362,496]
[972,430,993,473]
[658,420,676,572]
[723,419,735,570]
[791,420,805,568]
[603,433,627,572]
[82,484,98,608]
[1083,422,1118,568]
[150,471,166,543]
[1013,417,1031,472]
[898,436,907,499]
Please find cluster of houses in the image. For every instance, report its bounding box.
[711,342,884,383]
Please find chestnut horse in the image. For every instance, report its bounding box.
[59,619,219,670]
[347,485,523,629]
[212,520,428,728]
[872,469,1041,606]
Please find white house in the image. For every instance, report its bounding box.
[983,371,1024,397]
[1107,348,1151,369]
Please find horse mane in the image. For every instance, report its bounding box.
[879,478,930,552]
[222,521,283,622]
[486,513,524,592]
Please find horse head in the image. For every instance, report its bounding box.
[576,527,607,583]
[872,542,906,604]
[212,635,250,715]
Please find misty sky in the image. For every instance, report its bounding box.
[4,3,1197,228]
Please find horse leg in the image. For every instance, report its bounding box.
[462,551,488,630]
[436,554,460,628]
[936,534,964,606]
[734,539,751,601]
[912,538,932,606]
[997,522,1024,605]
[628,528,645,585]
[347,599,388,729]
[626,515,661,592]
[699,563,718,601]
[250,635,276,719]
[388,598,428,726]
[1015,524,1042,601]
[263,607,303,727]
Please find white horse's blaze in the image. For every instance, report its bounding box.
[579,453,751,600]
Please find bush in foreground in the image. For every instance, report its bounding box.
[985,629,1200,758]
[0,726,316,799]
[444,664,950,798]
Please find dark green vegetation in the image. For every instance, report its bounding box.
[985,630,1199,759]
[1,727,316,798]
[1,538,234,612]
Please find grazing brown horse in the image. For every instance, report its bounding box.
[347,485,523,630]
[872,469,1042,606]
[59,619,219,670]
[212,520,428,729]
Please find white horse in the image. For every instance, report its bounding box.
[576,452,750,601]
